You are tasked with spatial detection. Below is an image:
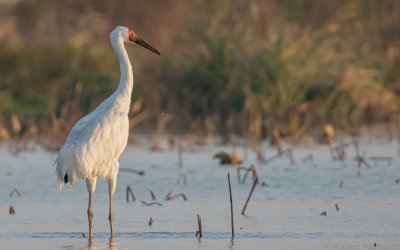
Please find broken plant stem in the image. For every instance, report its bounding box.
[241,177,259,215]
[126,186,135,202]
[227,173,234,238]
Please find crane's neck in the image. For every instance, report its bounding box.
[111,35,134,114]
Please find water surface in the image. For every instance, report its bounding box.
[1,138,399,249]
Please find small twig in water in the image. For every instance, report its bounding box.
[355,156,371,168]
[9,206,15,215]
[126,186,135,202]
[148,217,154,226]
[119,168,145,176]
[301,154,313,164]
[367,156,392,166]
[177,173,187,185]
[320,211,327,216]
[241,177,259,215]
[333,144,346,161]
[140,201,163,206]
[9,188,21,197]
[166,192,187,201]
[196,214,202,238]
[335,204,339,211]
[165,190,172,200]
[150,191,156,200]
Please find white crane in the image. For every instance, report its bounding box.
[55,26,160,239]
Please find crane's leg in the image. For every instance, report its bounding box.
[86,178,97,240]
[87,191,94,239]
[108,189,114,238]
[108,179,116,239]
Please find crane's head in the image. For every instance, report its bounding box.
[112,26,160,55]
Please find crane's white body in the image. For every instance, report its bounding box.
[55,25,159,239]
[55,26,133,194]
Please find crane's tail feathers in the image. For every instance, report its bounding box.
[55,145,80,189]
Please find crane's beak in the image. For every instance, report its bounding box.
[134,37,160,56]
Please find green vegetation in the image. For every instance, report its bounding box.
[0,0,399,141]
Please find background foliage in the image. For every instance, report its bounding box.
[0,0,399,141]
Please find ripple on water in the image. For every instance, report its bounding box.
[8,231,400,240]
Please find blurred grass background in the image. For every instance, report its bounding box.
[0,0,399,143]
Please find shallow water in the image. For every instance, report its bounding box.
[1,138,399,249]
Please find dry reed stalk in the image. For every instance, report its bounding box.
[9,188,21,197]
[177,173,187,185]
[264,148,294,164]
[328,143,336,161]
[265,153,281,164]
[227,173,234,238]
[140,201,163,206]
[129,110,149,129]
[242,165,258,184]
[355,156,371,168]
[236,167,248,184]
[243,141,248,161]
[284,148,295,165]
[178,139,183,168]
[254,143,267,164]
[353,139,360,156]
[241,177,259,215]
[196,214,202,237]
[126,186,135,202]
[334,141,355,161]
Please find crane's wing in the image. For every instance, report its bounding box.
[55,110,98,186]
[62,96,113,147]
[64,112,96,146]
